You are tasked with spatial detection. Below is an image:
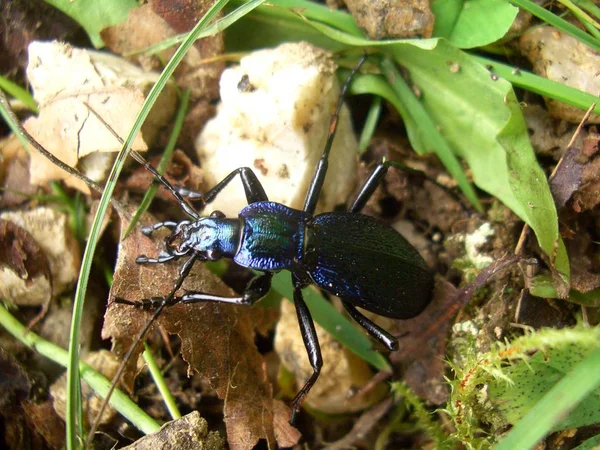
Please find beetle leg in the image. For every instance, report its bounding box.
[341,300,398,351]
[175,272,273,305]
[200,167,269,206]
[302,55,367,216]
[348,161,390,214]
[289,275,323,425]
[350,160,465,214]
[115,253,198,309]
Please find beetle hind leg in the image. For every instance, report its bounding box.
[341,300,398,351]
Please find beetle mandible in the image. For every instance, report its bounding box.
[120,56,435,424]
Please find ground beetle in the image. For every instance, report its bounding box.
[119,57,435,424]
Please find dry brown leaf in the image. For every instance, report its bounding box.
[101,1,223,103]
[1,207,80,298]
[103,219,296,450]
[0,218,52,309]
[22,41,179,193]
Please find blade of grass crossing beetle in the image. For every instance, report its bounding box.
[66,1,230,448]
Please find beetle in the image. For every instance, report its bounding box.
[119,57,434,424]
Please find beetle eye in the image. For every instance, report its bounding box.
[210,210,225,219]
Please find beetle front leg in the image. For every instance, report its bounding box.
[116,253,198,309]
[289,275,323,425]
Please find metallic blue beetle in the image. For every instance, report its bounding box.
[123,59,434,423]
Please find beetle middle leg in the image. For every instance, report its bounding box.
[290,274,322,425]
[119,271,273,309]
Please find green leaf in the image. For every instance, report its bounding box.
[270,272,391,371]
[432,0,518,48]
[453,327,600,449]
[388,40,569,280]
[492,329,600,448]
[42,0,137,48]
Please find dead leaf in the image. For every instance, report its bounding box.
[0,218,52,310]
[550,146,586,208]
[393,255,520,404]
[103,218,291,450]
[23,41,177,193]
[22,400,66,450]
[101,1,223,103]
[0,207,80,298]
[0,136,37,208]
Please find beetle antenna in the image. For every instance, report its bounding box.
[83,102,201,220]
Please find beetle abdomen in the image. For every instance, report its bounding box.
[235,202,310,270]
[306,212,434,319]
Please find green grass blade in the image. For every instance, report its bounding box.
[0,76,38,112]
[358,96,382,153]
[495,345,600,450]
[509,0,600,51]
[65,1,230,447]
[124,88,191,237]
[472,56,600,115]
[270,272,391,371]
[0,304,159,435]
[143,342,182,420]
[135,0,267,56]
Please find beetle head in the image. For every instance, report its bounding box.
[166,217,223,261]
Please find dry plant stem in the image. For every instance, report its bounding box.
[0,90,130,219]
[352,370,393,400]
[323,398,393,450]
[84,302,167,449]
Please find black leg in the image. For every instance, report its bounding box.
[200,167,268,205]
[302,56,367,216]
[116,253,198,309]
[135,252,178,264]
[121,271,273,309]
[341,300,398,351]
[350,160,466,214]
[349,161,390,214]
[289,275,323,425]
[177,272,273,306]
